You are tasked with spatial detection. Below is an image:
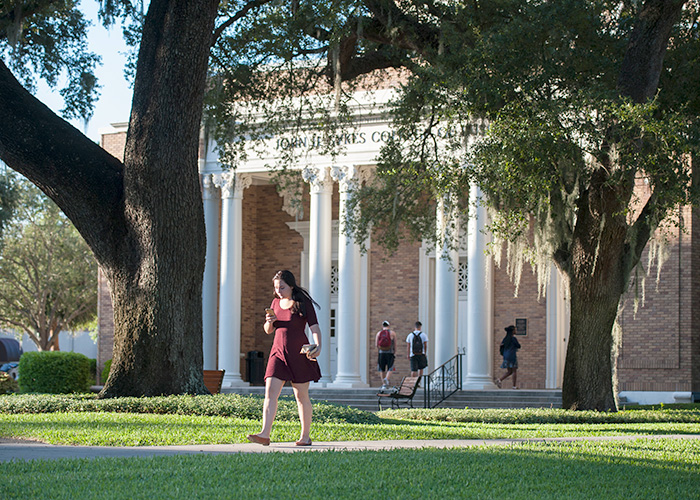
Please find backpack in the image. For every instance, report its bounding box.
[412,332,423,354]
[378,329,392,349]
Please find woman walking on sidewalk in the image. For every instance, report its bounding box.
[247,270,322,447]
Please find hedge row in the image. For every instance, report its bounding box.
[2,393,697,425]
[0,393,381,425]
[378,406,700,424]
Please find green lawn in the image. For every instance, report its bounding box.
[1,396,699,499]
[1,411,700,445]
[4,439,699,499]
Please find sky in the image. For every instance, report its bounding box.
[35,2,134,142]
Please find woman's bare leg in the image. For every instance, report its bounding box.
[259,376,284,438]
[291,381,312,443]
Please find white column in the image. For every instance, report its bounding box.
[329,166,366,387]
[433,194,459,369]
[201,174,219,370]
[213,172,252,387]
[546,263,570,388]
[464,183,495,389]
[302,166,333,384]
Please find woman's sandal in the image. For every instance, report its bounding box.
[494,378,502,388]
[295,439,312,446]
[247,434,270,446]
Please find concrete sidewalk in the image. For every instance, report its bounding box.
[2,434,699,462]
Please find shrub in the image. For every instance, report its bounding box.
[0,371,18,394]
[377,406,700,424]
[18,351,92,394]
[101,359,112,384]
[0,393,382,424]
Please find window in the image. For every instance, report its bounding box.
[330,308,336,337]
[330,264,339,296]
[458,259,468,295]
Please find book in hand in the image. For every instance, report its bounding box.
[300,344,318,355]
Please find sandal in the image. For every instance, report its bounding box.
[247,434,270,446]
[295,439,312,446]
[494,378,502,388]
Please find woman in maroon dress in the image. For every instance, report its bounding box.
[247,270,322,446]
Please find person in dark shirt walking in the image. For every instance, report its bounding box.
[495,325,521,389]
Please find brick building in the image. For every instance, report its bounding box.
[97,90,699,405]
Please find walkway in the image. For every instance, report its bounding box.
[2,435,699,462]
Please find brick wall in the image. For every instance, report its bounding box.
[493,262,547,389]
[367,236,422,387]
[101,131,126,161]
[616,206,694,392]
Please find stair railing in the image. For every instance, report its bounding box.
[423,352,464,408]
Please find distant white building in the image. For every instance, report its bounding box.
[0,331,97,359]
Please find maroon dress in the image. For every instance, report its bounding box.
[264,297,322,383]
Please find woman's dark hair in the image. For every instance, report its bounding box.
[273,270,319,316]
[504,325,516,337]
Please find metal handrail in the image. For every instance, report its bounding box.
[423,353,463,408]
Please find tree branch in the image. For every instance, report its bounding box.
[361,0,443,55]
[618,0,686,103]
[213,0,276,42]
[0,60,127,264]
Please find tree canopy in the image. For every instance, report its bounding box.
[205,0,700,410]
[0,0,697,406]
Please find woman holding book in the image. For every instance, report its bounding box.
[247,270,322,447]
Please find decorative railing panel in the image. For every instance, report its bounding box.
[423,353,463,408]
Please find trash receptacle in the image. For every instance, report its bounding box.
[246,351,265,385]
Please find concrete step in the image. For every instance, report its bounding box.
[222,386,562,411]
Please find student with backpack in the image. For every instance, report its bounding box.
[495,325,521,389]
[376,321,396,390]
[407,321,428,377]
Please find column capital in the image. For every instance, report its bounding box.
[330,166,360,193]
[213,172,252,199]
[331,165,374,191]
[302,166,333,194]
[201,173,218,200]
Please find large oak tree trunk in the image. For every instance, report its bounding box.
[99,0,219,397]
[560,0,684,410]
[0,0,220,396]
[561,167,631,411]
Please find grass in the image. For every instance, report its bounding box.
[1,411,700,446]
[4,439,700,499]
[1,396,699,499]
